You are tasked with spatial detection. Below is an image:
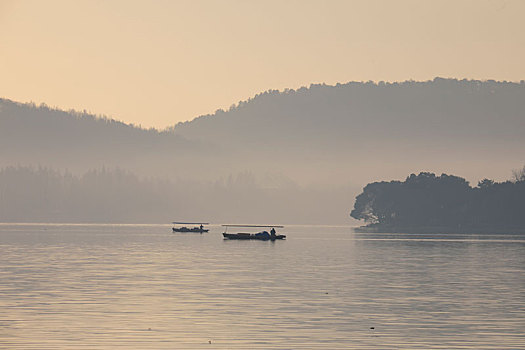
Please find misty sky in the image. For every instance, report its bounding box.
[1,0,524,129]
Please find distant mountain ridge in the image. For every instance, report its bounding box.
[2,77,525,183]
[173,78,525,147]
[0,98,203,176]
[1,77,525,223]
[172,77,525,183]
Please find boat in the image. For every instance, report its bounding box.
[172,222,209,233]
[222,225,285,240]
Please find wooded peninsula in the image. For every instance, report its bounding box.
[351,168,525,234]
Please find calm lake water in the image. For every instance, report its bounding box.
[0,224,524,349]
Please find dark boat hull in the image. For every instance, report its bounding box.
[223,232,286,240]
[172,228,209,233]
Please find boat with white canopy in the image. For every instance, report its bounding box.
[222,225,285,240]
[172,222,209,233]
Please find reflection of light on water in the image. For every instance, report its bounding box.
[0,225,524,349]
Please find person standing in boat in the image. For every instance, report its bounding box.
[270,227,276,239]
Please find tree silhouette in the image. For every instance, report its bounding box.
[351,170,525,231]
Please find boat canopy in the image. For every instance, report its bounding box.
[172,222,209,225]
[221,224,284,228]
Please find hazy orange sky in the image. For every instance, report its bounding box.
[1,0,524,129]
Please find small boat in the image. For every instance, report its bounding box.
[172,222,209,233]
[222,225,285,241]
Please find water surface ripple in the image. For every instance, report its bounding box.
[1,224,524,349]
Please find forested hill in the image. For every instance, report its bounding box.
[0,98,203,176]
[2,78,525,184]
[170,78,525,184]
[172,78,525,153]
